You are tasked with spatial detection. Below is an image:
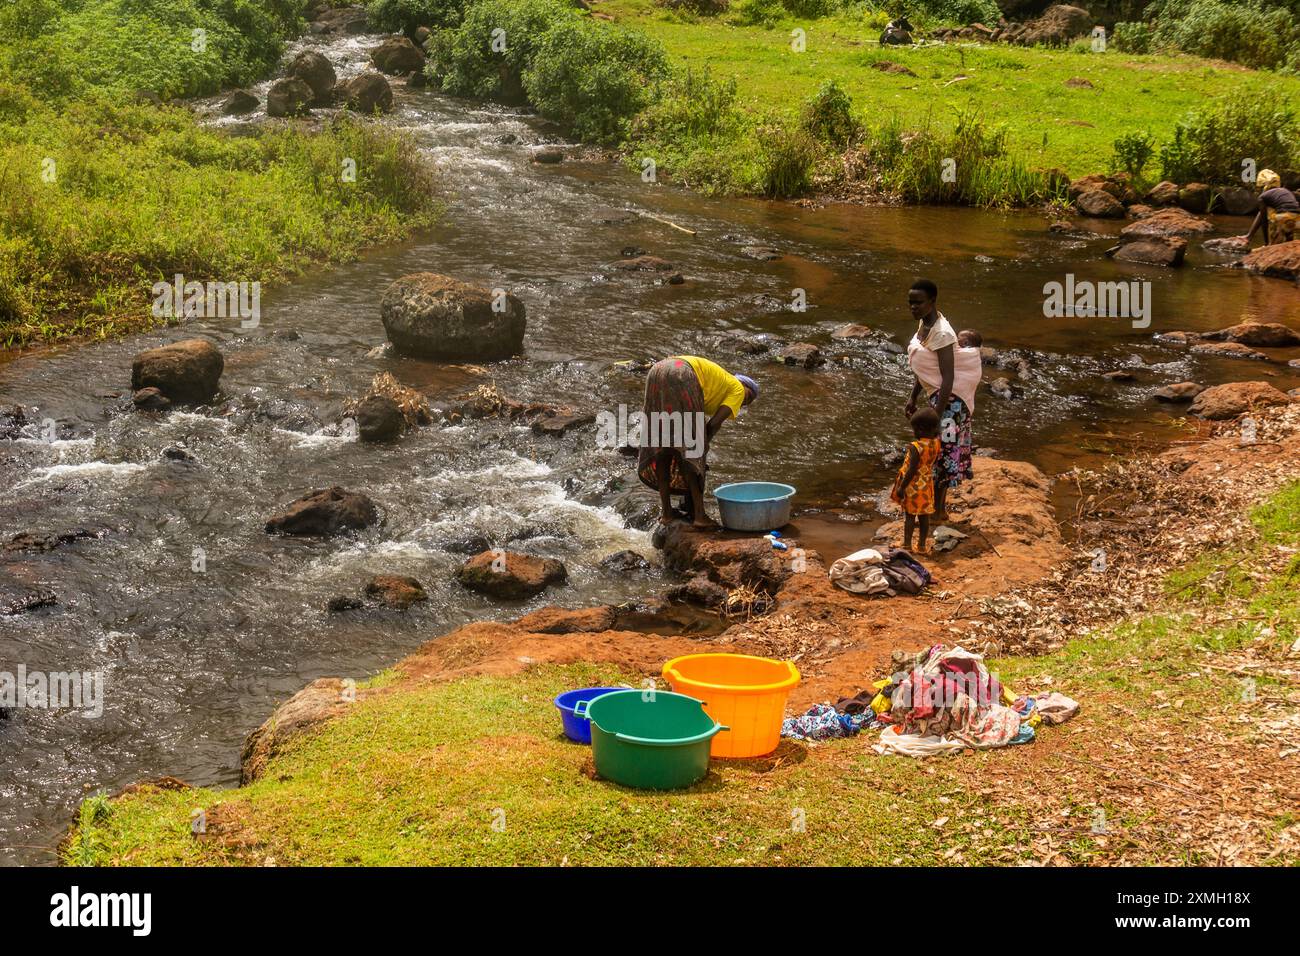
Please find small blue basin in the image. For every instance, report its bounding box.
[712,482,796,532]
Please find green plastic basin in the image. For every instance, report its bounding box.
[575,689,727,790]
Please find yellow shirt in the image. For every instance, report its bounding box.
[676,355,746,419]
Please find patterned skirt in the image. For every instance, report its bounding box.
[636,358,708,494]
[929,393,974,490]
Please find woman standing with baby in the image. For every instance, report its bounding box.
[902,279,982,523]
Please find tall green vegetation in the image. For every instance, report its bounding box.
[1115,0,1300,73]
[425,0,668,144]
[0,0,440,347]
[1157,92,1299,184]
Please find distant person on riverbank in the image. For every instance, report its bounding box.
[1241,169,1298,247]
[905,280,979,521]
[637,356,758,530]
[890,407,942,552]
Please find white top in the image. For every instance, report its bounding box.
[907,312,982,413]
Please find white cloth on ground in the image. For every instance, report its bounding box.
[828,548,892,595]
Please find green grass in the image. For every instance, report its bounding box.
[65,482,1300,867]
[607,1,1300,183]
[0,0,441,349]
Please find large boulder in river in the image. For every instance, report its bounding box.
[1218,187,1258,217]
[131,339,223,404]
[310,5,370,34]
[1145,181,1180,206]
[1075,188,1124,219]
[288,50,337,106]
[1177,183,1212,214]
[1187,381,1291,420]
[1203,236,1250,256]
[265,77,314,117]
[1119,207,1213,239]
[1106,235,1185,267]
[1189,341,1267,361]
[380,273,526,360]
[1200,322,1300,349]
[265,487,380,536]
[455,550,567,600]
[338,72,393,114]
[364,574,427,609]
[221,89,259,115]
[370,36,425,75]
[1240,240,1300,281]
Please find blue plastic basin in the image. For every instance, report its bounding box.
[712,482,796,532]
[554,687,623,744]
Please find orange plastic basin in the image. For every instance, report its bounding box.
[662,653,801,758]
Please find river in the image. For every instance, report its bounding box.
[1,29,1297,864]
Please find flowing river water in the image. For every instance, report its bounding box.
[2,31,1298,864]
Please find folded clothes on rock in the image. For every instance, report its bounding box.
[782,703,882,741]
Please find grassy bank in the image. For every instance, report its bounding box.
[67,480,1300,866]
[604,0,1300,195]
[0,0,440,349]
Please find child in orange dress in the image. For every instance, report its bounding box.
[890,407,942,552]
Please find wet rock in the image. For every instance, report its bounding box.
[4,528,101,555]
[270,328,300,341]
[380,272,526,361]
[1120,207,1213,238]
[600,549,652,575]
[831,323,874,340]
[530,408,595,435]
[0,404,26,440]
[513,605,616,634]
[1154,330,1200,345]
[364,574,427,609]
[1188,381,1291,420]
[873,60,917,76]
[496,132,518,145]
[619,245,646,258]
[1102,370,1136,382]
[1075,188,1124,219]
[288,50,337,106]
[1203,236,1250,256]
[1218,187,1258,216]
[131,339,223,404]
[221,89,259,115]
[132,387,172,411]
[266,77,314,117]
[611,254,674,272]
[338,72,393,114]
[241,678,353,784]
[989,377,1016,400]
[353,394,405,442]
[310,6,370,34]
[1048,220,1077,233]
[741,245,782,261]
[161,445,196,463]
[657,521,789,592]
[1126,204,1154,220]
[1201,322,1300,349]
[1106,235,1186,267]
[532,147,564,164]
[455,550,568,599]
[1189,341,1268,362]
[370,36,425,75]
[777,343,824,368]
[265,487,380,536]
[1145,181,1180,206]
[1177,182,1212,214]
[327,595,365,613]
[668,573,727,608]
[1240,240,1300,281]
[1152,381,1206,403]
[591,205,636,224]
[3,591,57,616]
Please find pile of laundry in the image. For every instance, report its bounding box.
[780,643,1079,756]
[828,547,930,596]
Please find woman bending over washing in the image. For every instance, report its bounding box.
[636,355,759,530]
